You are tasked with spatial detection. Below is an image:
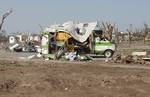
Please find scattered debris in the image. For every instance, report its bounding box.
[8,33,41,53]
[132,51,147,56]
[113,54,122,63]
[65,52,77,61]
[9,43,19,51]
[27,55,36,59]
[0,79,18,92]
[18,54,37,60]
[113,53,150,65]
[37,53,42,58]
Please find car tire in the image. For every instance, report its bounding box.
[104,50,114,58]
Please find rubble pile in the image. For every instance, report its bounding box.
[113,54,150,65]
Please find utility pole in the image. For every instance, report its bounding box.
[0,8,12,31]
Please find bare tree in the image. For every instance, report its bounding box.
[126,24,133,46]
[0,8,12,31]
[143,23,149,44]
[102,22,114,41]
[133,28,144,41]
[114,27,119,45]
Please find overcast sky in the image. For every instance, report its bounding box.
[0,0,150,32]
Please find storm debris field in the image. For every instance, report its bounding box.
[1,20,150,97]
[1,37,150,97]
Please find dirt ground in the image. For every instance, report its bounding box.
[0,41,150,97]
[0,59,150,97]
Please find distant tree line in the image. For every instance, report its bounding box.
[100,21,150,46]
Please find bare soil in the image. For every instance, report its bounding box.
[0,59,150,97]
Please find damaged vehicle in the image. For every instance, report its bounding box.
[41,21,116,61]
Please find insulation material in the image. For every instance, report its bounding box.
[65,22,99,43]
